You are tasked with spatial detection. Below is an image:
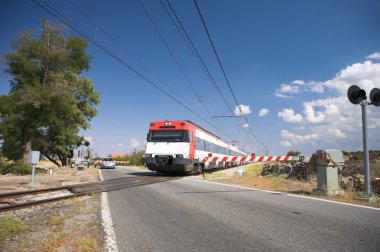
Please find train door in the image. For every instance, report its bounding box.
[189,130,195,159]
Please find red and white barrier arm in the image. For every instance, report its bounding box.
[201,155,300,163]
[94,160,129,164]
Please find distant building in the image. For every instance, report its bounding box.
[110,154,124,158]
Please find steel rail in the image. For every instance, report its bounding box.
[0,186,71,199]
[0,176,178,212]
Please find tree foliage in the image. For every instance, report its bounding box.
[286,150,301,156]
[0,20,100,166]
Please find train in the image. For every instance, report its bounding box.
[143,120,247,174]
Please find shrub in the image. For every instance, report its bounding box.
[129,151,145,166]
[0,162,32,175]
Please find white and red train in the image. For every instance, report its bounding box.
[144,120,249,174]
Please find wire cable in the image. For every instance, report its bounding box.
[162,0,236,118]
[67,0,234,142]
[159,0,236,140]
[137,0,202,103]
[31,0,220,132]
[193,0,264,147]
[66,0,191,107]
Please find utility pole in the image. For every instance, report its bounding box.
[212,115,244,150]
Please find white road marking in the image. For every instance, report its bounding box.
[99,169,119,252]
[185,177,380,211]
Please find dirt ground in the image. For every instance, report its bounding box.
[0,162,104,252]
[202,164,380,208]
[0,162,99,193]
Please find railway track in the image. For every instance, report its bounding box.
[0,175,178,212]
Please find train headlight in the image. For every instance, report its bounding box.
[164,121,172,126]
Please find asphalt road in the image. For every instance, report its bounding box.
[102,167,380,252]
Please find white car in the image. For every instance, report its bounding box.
[100,158,116,169]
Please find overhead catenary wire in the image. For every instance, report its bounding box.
[31,0,221,132]
[161,0,236,119]
[159,0,236,141]
[163,0,259,149]
[137,0,202,103]
[193,0,264,147]
[67,0,235,141]
[66,0,191,108]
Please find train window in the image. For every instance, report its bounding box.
[147,130,190,142]
[196,138,204,150]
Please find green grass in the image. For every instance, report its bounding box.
[203,172,225,179]
[0,217,28,238]
[244,164,263,176]
[48,215,65,232]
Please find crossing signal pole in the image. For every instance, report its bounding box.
[347,85,380,197]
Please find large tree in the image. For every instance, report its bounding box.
[0,20,100,166]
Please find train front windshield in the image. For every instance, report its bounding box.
[147,130,189,142]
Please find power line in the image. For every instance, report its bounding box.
[193,0,264,147]
[161,0,236,118]
[137,0,202,103]
[67,0,234,142]
[138,0,235,141]
[159,0,237,141]
[31,0,220,132]
[66,0,189,106]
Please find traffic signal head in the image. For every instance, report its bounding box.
[370,88,380,106]
[347,85,367,104]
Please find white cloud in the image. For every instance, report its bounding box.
[303,105,325,123]
[277,59,380,151]
[328,128,346,138]
[241,123,249,128]
[294,126,305,131]
[367,52,380,60]
[130,138,140,148]
[281,130,320,144]
[281,141,292,147]
[234,105,252,116]
[292,80,305,85]
[275,83,301,98]
[307,81,325,93]
[258,108,269,117]
[278,108,303,123]
[117,143,124,147]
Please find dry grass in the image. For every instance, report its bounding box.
[80,176,90,182]
[1,195,103,251]
[224,175,315,195]
[74,236,101,251]
[38,233,73,252]
[48,214,65,233]
[215,163,380,208]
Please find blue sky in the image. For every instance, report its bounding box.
[1,0,380,157]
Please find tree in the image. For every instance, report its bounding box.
[287,150,301,156]
[0,20,100,166]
